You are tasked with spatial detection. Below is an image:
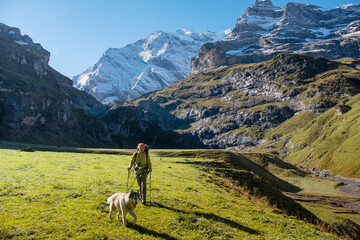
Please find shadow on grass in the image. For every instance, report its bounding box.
[151,202,261,235]
[129,224,178,240]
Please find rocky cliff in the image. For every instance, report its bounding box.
[0,23,205,148]
[191,1,360,74]
[0,23,111,147]
[131,53,360,149]
[0,23,50,66]
[253,58,360,177]
[2,21,360,151]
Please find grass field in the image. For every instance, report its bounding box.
[0,148,340,239]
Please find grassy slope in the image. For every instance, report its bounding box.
[249,91,360,178]
[283,94,360,178]
[129,54,360,155]
[250,58,360,178]
[0,149,337,240]
[242,152,360,216]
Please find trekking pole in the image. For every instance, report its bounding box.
[149,171,152,205]
[126,170,130,192]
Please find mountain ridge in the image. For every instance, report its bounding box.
[129,53,360,150]
[73,28,226,103]
[0,23,111,147]
[0,22,205,149]
[2,20,360,179]
[191,1,360,74]
[72,1,360,103]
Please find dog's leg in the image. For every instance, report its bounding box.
[122,211,127,227]
[109,202,113,219]
[130,209,137,225]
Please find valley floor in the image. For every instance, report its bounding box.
[282,173,360,226]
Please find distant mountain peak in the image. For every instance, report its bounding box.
[245,0,282,16]
[73,28,225,103]
[0,23,50,66]
[192,1,360,74]
[254,0,275,7]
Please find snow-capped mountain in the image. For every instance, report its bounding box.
[73,28,226,103]
[191,0,360,74]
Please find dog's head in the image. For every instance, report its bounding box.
[129,190,140,207]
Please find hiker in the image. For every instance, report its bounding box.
[127,143,152,204]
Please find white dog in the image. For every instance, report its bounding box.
[107,190,139,227]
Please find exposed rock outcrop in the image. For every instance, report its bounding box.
[0,23,111,147]
[191,1,360,74]
[134,53,360,149]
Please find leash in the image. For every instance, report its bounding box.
[126,169,139,193]
[126,166,144,193]
[126,175,138,193]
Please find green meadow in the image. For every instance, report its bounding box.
[0,148,339,239]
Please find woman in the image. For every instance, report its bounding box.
[127,143,152,204]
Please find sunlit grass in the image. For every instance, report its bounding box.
[282,176,342,197]
[279,173,360,229]
[285,94,360,178]
[0,149,338,239]
[302,203,360,225]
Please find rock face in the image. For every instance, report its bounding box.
[2,20,360,150]
[73,28,226,103]
[0,23,111,147]
[103,104,204,149]
[0,23,205,148]
[0,23,50,66]
[191,1,360,74]
[133,53,360,149]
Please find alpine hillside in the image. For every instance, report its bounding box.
[128,53,360,152]
[257,74,360,178]
[73,29,226,103]
[2,21,360,157]
[191,0,360,74]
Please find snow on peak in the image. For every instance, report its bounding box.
[180,27,193,36]
[337,3,360,10]
[15,40,30,45]
[73,28,226,103]
[224,29,232,35]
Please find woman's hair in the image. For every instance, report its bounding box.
[137,143,149,155]
[137,143,146,151]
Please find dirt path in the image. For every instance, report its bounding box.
[284,192,360,214]
[284,171,360,214]
[309,169,360,196]
[329,175,360,196]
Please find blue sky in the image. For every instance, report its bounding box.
[0,0,358,78]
